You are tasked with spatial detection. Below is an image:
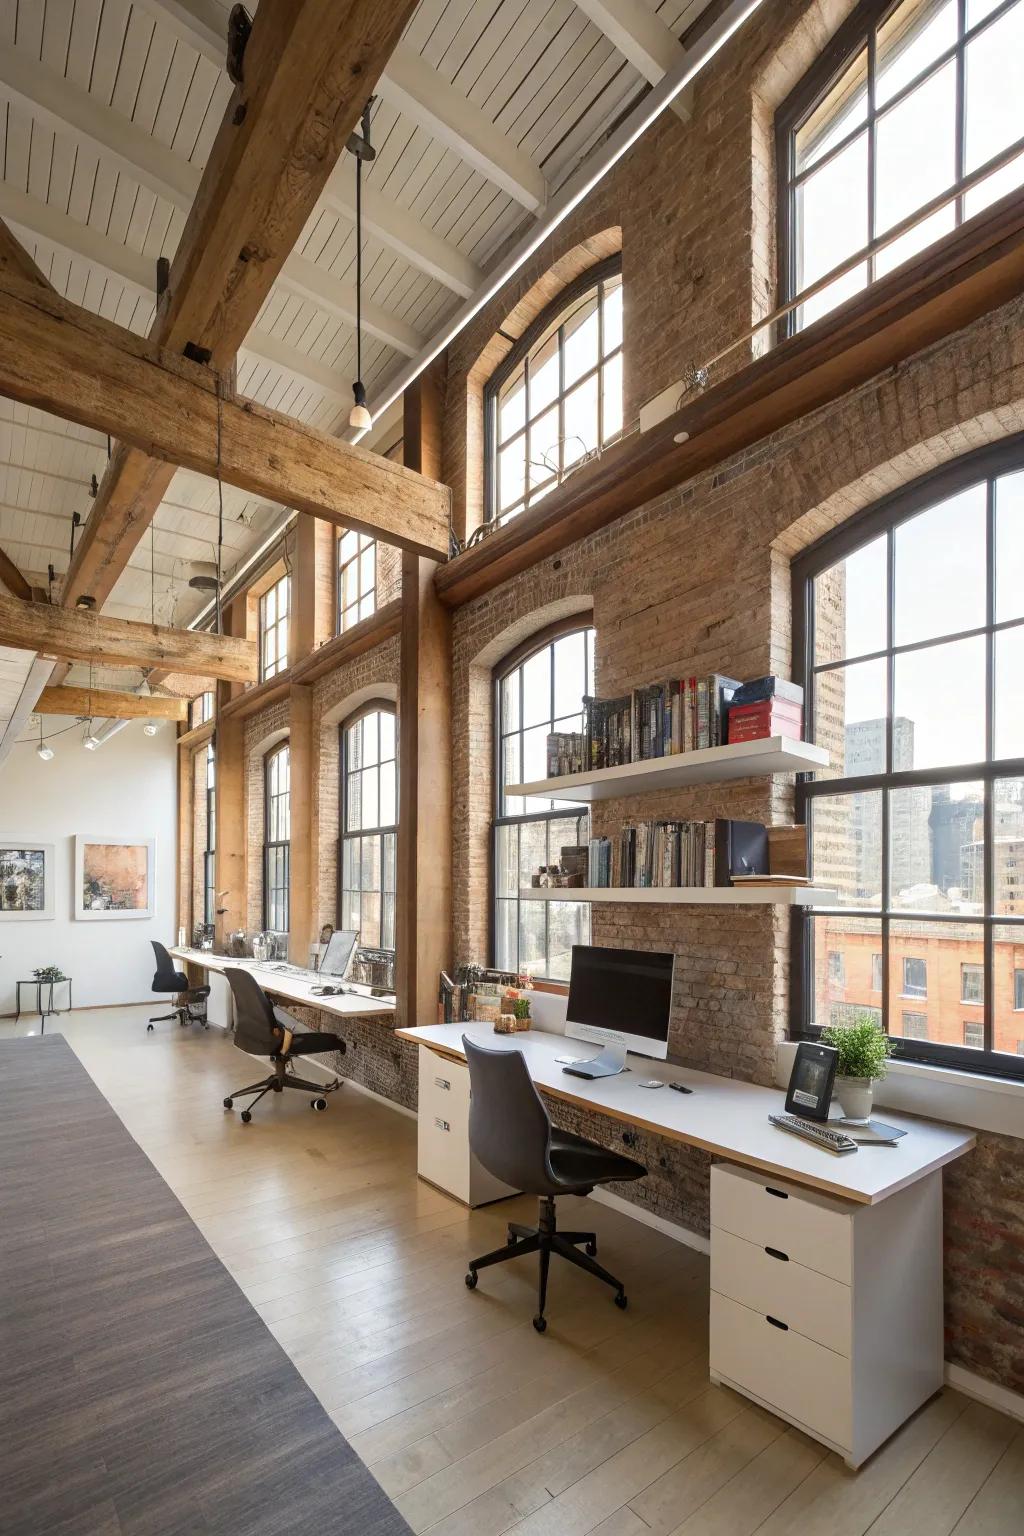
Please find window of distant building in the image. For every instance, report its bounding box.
[828,950,845,985]
[263,743,290,933]
[793,438,1024,1077]
[963,1019,984,1049]
[493,620,595,981]
[338,531,376,633]
[776,0,1024,334]
[902,1011,929,1039]
[340,706,397,952]
[484,257,622,525]
[259,573,290,681]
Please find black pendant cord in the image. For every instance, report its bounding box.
[355,147,363,393]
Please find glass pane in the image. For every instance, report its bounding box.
[495,823,518,896]
[814,532,886,665]
[602,352,623,441]
[890,781,983,908]
[995,625,1024,760]
[876,0,957,108]
[529,328,560,416]
[360,547,375,596]
[996,469,1024,623]
[993,923,1024,1055]
[889,919,984,1047]
[361,892,381,948]
[893,634,986,768]
[547,902,588,982]
[362,765,379,830]
[814,658,888,779]
[875,202,956,278]
[875,63,956,237]
[495,898,517,971]
[529,406,560,485]
[380,709,396,762]
[795,48,869,173]
[994,778,1024,913]
[361,835,381,893]
[794,131,869,291]
[563,293,599,388]
[798,261,868,328]
[347,769,363,831]
[340,529,358,564]
[894,484,986,645]
[553,631,586,722]
[379,761,396,827]
[501,670,520,734]
[362,713,380,767]
[502,736,523,817]
[342,839,354,892]
[264,586,276,626]
[810,914,883,1027]
[518,820,547,887]
[603,277,623,352]
[521,646,551,728]
[498,372,526,441]
[518,899,546,976]
[521,724,549,794]
[964,4,1024,175]
[963,148,1024,219]
[347,720,364,771]
[563,374,600,466]
[498,438,527,514]
[810,791,882,905]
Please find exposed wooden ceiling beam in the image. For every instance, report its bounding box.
[0,653,54,771]
[435,187,1024,607]
[0,542,32,600]
[0,273,450,561]
[0,593,257,680]
[572,0,694,121]
[35,684,188,721]
[62,0,420,611]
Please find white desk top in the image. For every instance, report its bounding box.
[172,948,396,1022]
[397,1022,975,1205]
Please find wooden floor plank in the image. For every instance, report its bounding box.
[952,1430,1024,1535]
[865,1403,1018,1536]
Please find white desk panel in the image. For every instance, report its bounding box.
[171,949,396,1023]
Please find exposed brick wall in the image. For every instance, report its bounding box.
[243,698,290,931]
[191,745,207,934]
[285,1002,418,1110]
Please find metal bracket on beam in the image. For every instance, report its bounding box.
[227,6,254,87]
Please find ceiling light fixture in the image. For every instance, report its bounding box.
[36,717,54,762]
[348,99,376,434]
[143,721,162,738]
[83,722,99,751]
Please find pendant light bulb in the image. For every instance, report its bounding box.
[143,721,160,738]
[83,719,99,751]
[349,379,372,432]
[37,742,54,762]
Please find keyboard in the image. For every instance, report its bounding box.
[769,1114,858,1155]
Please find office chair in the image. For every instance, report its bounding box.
[147,941,210,1032]
[462,1036,647,1332]
[223,966,347,1123]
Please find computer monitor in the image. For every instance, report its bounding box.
[320,928,358,978]
[564,944,674,1077]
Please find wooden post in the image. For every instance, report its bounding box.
[288,683,315,965]
[396,362,452,1026]
[289,516,336,666]
[177,740,195,942]
[214,600,248,944]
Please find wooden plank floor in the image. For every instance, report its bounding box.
[6,1007,1022,1536]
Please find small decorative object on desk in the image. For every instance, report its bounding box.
[513,996,531,1030]
[820,1014,897,1124]
[495,1013,517,1034]
[33,965,66,984]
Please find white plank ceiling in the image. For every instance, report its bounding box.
[0,0,707,630]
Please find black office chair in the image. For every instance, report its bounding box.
[223,966,347,1123]
[148,941,210,1032]
[462,1036,647,1332]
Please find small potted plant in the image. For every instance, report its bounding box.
[820,1014,897,1123]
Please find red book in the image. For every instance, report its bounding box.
[728,699,804,742]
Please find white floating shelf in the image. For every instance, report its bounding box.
[508,736,829,803]
[519,885,839,907]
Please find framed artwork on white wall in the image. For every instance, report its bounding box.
[0,840,55,920]
[75,836,156,921]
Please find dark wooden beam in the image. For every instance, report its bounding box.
[436,188,1024,608]
[0,216,50,288]
[0,541,32,600]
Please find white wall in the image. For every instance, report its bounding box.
[0,715,178,1014]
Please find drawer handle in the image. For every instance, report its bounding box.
[766,1315,789,1331]
[434,1077,451,1091]
[433,1117,450,1132]
[765,1246,789,1262]
[765,1186,789,1200]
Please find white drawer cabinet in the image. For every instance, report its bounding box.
[709,1162,945,1468]
[417,1049,518,1207]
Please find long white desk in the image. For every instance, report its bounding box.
[398,1021,975,1467]
[172,948,397,1024]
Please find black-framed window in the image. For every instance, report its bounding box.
[793,436,1024,1077]
[338,530,376,633]
[484,256,623,525]
[204,740,216,928]
[190,690,214,729]
[776,0,1024,334]
[259,573,290,682]
[263,742,290,933]
[494,620,594,981]
[340,706,397,951]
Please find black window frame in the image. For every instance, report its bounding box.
[337,529,377,634]
[339,702,398,954]
[190,690,215,729]
[262,741,290,934]
[259,572,290,683]
[483,254,623,525]
[203,739,216,928]
[791,433,1024,1079]
[775,0,1024,339]
[492,616,595,982]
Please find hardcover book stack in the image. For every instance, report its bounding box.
[726,677,804,743]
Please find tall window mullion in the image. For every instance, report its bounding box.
[263,743,290,933]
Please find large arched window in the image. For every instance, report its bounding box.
[263,742,290,934]
[793,437,1024,1078]
[777,0,1024,332]
[484,257,623,524]
[340,705,398,951]
[494,621,595,981]
[203,740,216,928]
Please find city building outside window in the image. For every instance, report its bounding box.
[902,1011,929,1039]
[828,950,845,985]
[794,439,1024,1076]
[259,573,290,681]
[963,1020,985,1049]
[340,706,397,951]
[494,621,595,980]
[484,257,622,525]
[263,743,290,933]
[338,531,376,633]
[777,0,1024,334]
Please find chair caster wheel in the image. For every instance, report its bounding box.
[146,1024,154,1032]
[465,1272,478,1289]
[241,1110,252,1124]
[614,1292,628,1310]
[223,1098,233,1109]
[586,1240,597,1256]
[533,1315,547,1333]
[311,1098,327,1111]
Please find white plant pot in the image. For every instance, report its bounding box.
[835,1076,874,1124]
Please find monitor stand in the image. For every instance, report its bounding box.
[562,1040,628,1080]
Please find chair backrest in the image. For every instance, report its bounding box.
[151,940,183,992]
[463,1036,553,1193]
[225,967,282,1055]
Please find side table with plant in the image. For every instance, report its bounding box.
[820,1014,897,1123]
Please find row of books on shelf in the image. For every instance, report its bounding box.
[586,819,754,890]
[546,675,804,776]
